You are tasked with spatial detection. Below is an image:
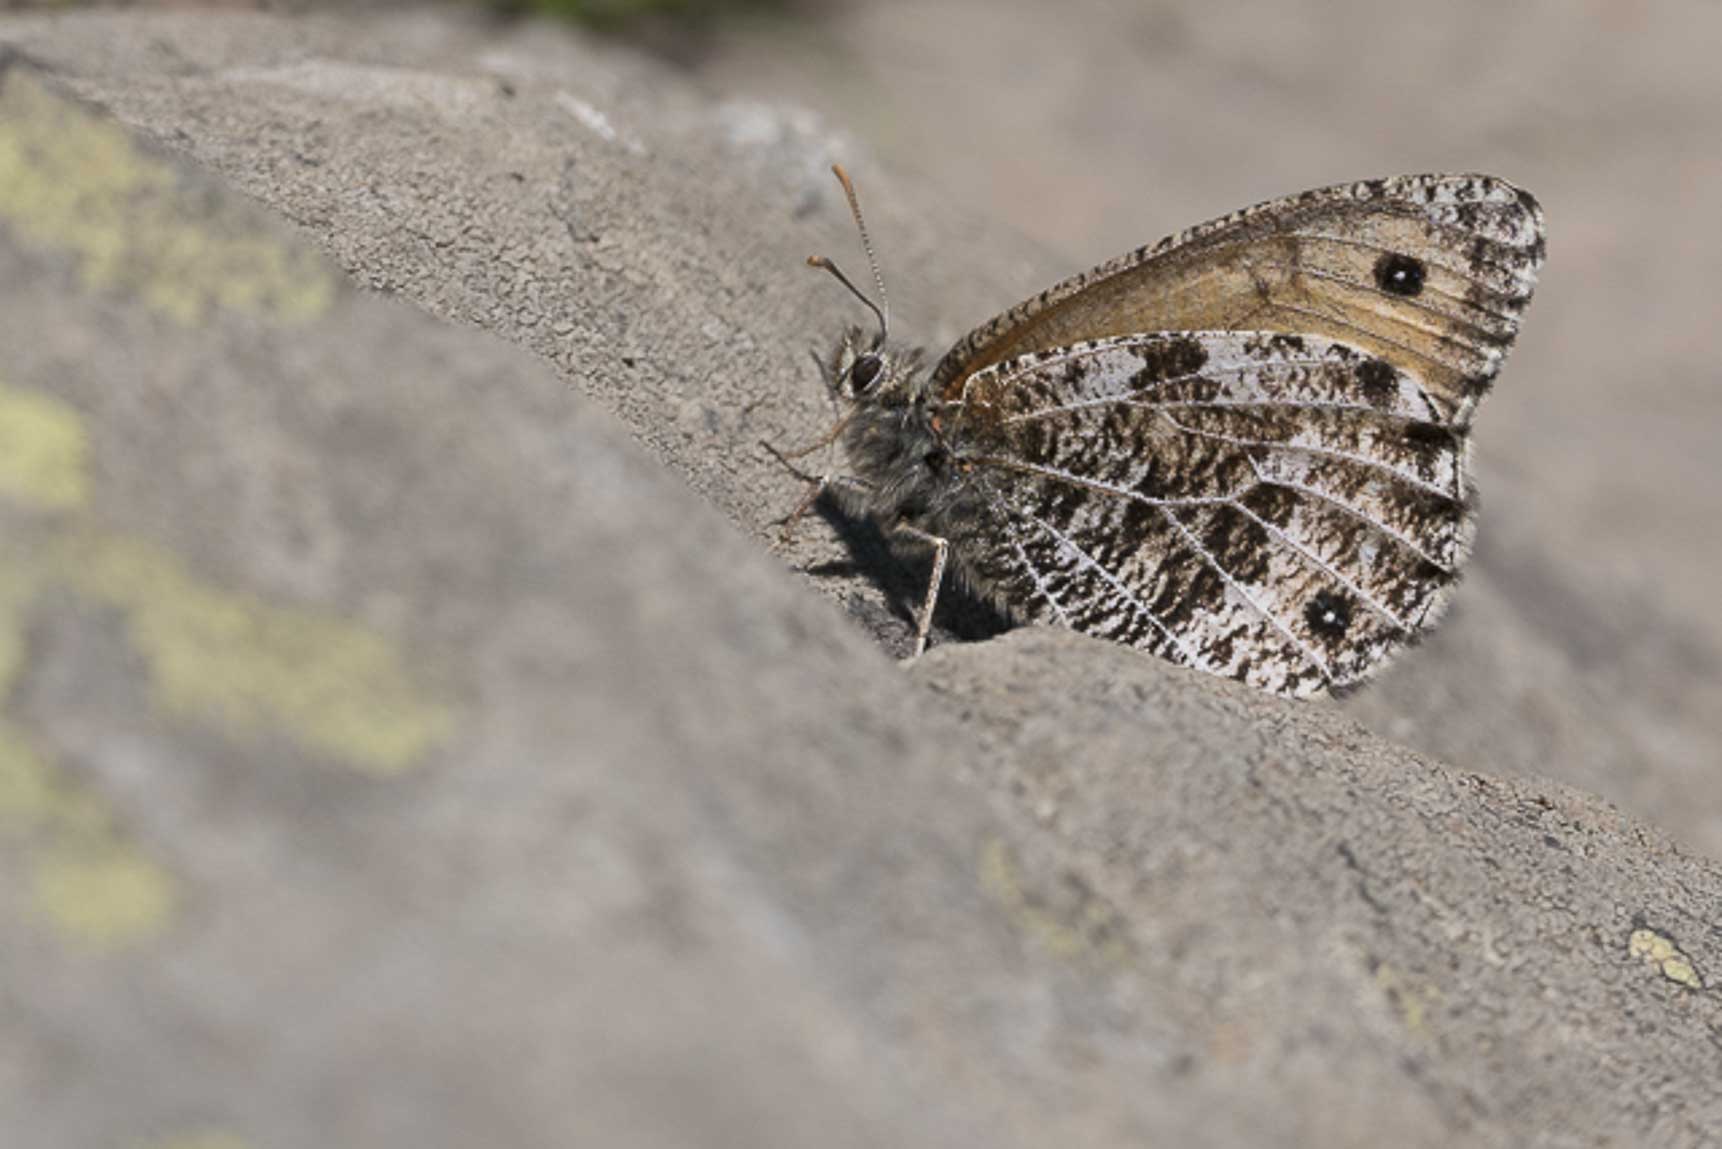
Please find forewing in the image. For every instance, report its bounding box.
[933,174,1544,428]
[943,332,1474,697]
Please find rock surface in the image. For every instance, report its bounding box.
[0,10,1718,1149]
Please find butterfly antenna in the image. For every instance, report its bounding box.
[806,255,888,346]
[807,163,891,348]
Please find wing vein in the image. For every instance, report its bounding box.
[1181,233,1531,320]
[1263,299,1477,376]
[1223,497,1413,632]
[970,471,1077,628]
[1013,506,1202,669]
[994,353,1403,426]
[964,449,1434,633]
[1250,261,1518,335]
[1159,412,1461,502]
[1156,505,1334,683]
[966,454,1383,674]
[1009,395,1435,426]
[1297,230,1540,290]
[1248,460,1456,575]
[1008,536,1073,627]
[964,454,1238,509]
[988,342,1256,396]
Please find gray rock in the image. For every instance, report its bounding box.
[0,13,1717,1149]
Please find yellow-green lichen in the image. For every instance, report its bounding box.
[0,395,449,952]
[0,68,334,325]
[979,836,1130,965]
[1628,927,1704,990]
[0,716,177,949]
[1373,961,1441,1035]
[0,380,88,512]
[52,532,454,776]
[0,387,451,776]
[0,722,54,830]
[0,558,43,696]
[31,843,176,948]
[0,72,454,954]
[139,1130,252,1149]
[0,570,52,827]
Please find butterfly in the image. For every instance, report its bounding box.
[776,165,1545,698]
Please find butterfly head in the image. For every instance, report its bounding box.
[824,322,922,408]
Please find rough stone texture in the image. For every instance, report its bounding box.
[917,629,1722,1149]
[0,10,1719,1149]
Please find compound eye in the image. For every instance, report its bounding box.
[849,353,884,395]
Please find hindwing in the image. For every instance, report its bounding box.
[940,331,1480,696]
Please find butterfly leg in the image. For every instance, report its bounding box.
[779,474,876,543]
[761,439,876,542]
[891,524,949,658]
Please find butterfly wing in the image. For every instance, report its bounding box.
[938,331,1486,696]
[932,174,1545,429]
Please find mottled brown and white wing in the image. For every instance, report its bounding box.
[933,174,1544,429]
[940,332,1484,696]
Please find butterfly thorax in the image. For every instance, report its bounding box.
[830,335,960,527]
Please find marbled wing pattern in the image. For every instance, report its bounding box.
[936,332,1475,696]
[810,170,1543,696]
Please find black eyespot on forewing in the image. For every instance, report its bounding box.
[924,446,950,476]
[1373,252,1426,297]
[1305,590,1354,640]
[849,353,883,394]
